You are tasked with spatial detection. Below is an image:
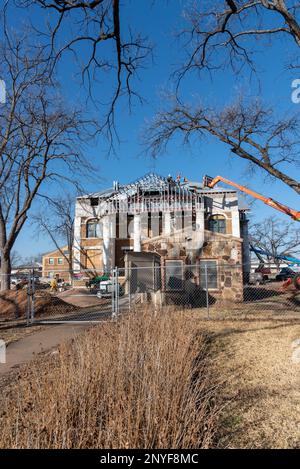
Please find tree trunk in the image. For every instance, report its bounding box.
[68,250,74,286]
[0,250,11,291]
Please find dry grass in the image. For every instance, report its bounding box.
[0,309,222,449]
[1,307,299,448]
[202,318,300,449]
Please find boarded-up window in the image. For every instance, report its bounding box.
[199,260,218,289]
[85,250,102,270]
[165,260,184,291]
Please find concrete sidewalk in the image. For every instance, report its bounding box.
[0,323,92,375]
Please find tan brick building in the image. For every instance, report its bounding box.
[42,246,70,281]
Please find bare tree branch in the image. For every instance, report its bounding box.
[145,96,300,195]
[176,0,300,82]
[13,0,152,141]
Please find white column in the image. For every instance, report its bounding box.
[133,214,141,252]
[109,214,116,269]
[232,209,241,238]
[73,206,82,272]
[103,215,111,272]
[164,212,171,236]
[195,209,205,247]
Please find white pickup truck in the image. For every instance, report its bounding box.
[96,281,124,299]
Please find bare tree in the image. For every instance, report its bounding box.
[33,194,75,282]
[143,2,300,195]
[14,0,151,138]
[0,33,95,290]
[250,216,300,268]
[146,97,300,195]
[177,0,300,79]
[22,253,43,265]
[10,250,23,267]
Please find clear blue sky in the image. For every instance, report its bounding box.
[9,1,300,257]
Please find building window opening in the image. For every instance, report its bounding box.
[159,211,163,236]
[147,212,151,238]
[199,260,218,289]
[208,214,226,234]
[165,260,184,291]
[90,197,99,207]
[86,219,102,238]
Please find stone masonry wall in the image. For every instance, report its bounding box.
[201,231,243,302]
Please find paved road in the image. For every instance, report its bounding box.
[0,296,132,377]
[0,323,92,375]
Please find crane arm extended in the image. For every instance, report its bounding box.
[203,175,300,222]
[250,246,300,265]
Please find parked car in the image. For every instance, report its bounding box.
[275,267,296,282]
[96,281,124,299]
[11,277,21,286]
[255,266,271,281]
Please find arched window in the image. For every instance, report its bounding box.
[86,219,102,238]
[208,214,226,234]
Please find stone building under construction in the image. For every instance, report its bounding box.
[73,173,250,301]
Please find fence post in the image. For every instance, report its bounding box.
[26,271,31,326]
[31,267,35,323]
[128,266,131,312]
[111,268,116,320]
[204,264,210,320]
[116,267,119,316]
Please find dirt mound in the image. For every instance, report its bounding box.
[0,290,77,320]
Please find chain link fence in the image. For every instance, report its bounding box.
[1,263,300,325]
[121,263,300,318]
[0,270,120,324]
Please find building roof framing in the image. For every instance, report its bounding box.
[79,172,203,215]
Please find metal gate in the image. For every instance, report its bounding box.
[27,268,123,324]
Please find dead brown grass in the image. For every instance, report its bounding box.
[202,318,300,449]
[0,309,222,449]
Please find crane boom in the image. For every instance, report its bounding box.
[250,245,300,265]
[203,175,300,222]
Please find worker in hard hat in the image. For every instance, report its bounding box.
[50,277,58,292]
